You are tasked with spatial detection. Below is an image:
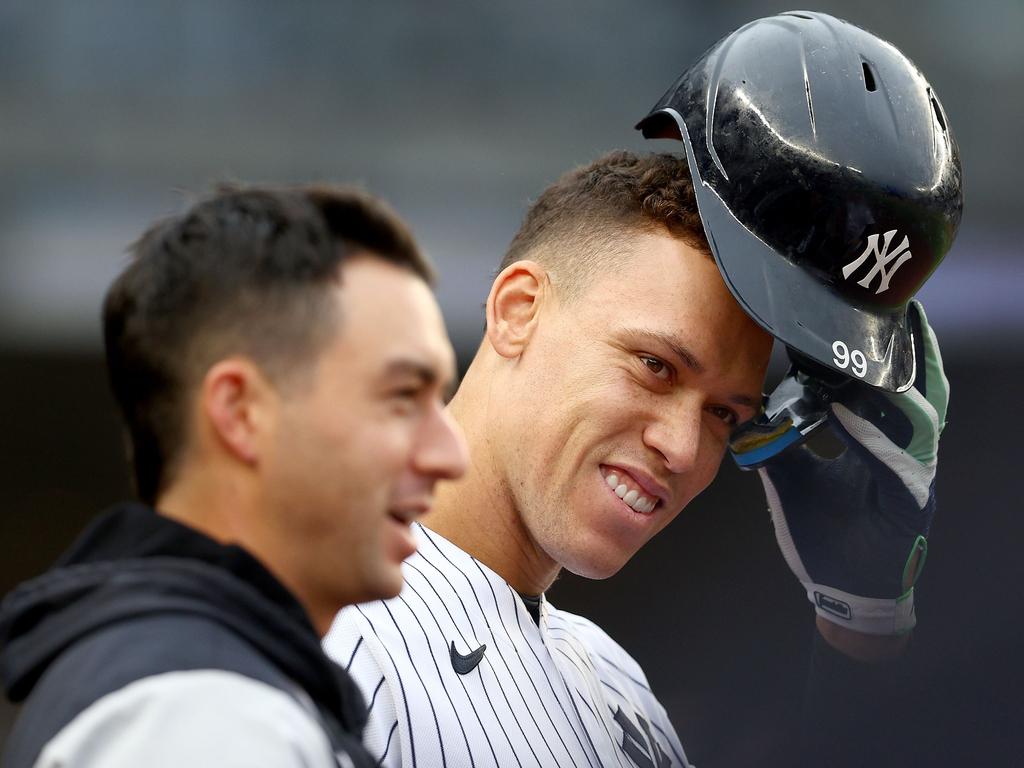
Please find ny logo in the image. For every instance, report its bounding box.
[612,706,673,768]
[841,230,912,294]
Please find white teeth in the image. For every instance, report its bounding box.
[631,496,652,513]
[604,470,659,513]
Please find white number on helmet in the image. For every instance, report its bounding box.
[832,340,849,369]
[832,340,868,378]
[850,349,867,378]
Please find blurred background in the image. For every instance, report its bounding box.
[0,1,1020,765]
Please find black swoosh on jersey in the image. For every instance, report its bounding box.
[450,640,487,674]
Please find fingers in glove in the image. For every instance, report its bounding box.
[830,403,935,508]
[906,299,950,430]
[826,302,947,467]
[871,301,946,465]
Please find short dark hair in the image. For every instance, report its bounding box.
[501,151,707,298]
[103,184,432,504]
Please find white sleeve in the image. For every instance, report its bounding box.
[35,670,338,768]
[324,608,401,766]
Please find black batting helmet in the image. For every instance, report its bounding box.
[636,10,962,392]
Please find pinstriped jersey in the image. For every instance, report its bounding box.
[324,523,690,767]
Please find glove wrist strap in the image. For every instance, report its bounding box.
[807,583,916,635]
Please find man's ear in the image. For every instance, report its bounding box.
[200,357,277,466]
[485,260,551,359]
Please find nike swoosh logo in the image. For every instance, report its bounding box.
[881,330,896,369]
[450,640,486,675]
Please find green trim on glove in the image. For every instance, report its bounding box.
[901,534,929,593]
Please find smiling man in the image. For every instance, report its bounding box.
[0,185,467,768]
[327,10,959,766]
[452,223,769,590]
[325,152,769,767]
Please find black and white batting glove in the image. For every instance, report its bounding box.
[730,301,948,635]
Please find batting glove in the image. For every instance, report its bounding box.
[730,301,948,635]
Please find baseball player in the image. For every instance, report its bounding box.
[326,11,961,766]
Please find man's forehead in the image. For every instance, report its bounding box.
[573,237,723,302]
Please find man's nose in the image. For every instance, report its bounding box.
[642,400,702,474]
[413,404,469,481]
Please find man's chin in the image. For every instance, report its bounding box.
[347,566,406,605]
[374,570,407,601]
[537,524,637,581]
[560,546,634,581]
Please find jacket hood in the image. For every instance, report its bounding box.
[0,503,365,732]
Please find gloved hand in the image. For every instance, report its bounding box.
[730,301,948,635]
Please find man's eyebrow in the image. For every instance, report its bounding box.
[728,392,761,409]
[384,358,457,397]
[384,359,437,383]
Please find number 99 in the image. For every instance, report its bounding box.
[832,340,868,378]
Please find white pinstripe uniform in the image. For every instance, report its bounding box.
[324,523,690,767]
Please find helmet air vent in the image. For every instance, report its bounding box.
[929,92,947,132]
[862,61,878,92]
